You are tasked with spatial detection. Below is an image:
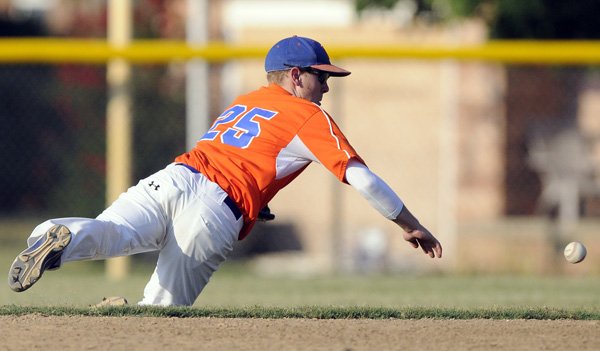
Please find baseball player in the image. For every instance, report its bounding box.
[8,35,442,306]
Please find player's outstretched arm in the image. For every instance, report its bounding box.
[393,206,442,258]
[345,159,442,258]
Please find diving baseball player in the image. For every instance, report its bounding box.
[8,35,442,306]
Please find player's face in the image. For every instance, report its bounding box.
[294,68,330,105]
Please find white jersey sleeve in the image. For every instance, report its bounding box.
[345,159,404,220]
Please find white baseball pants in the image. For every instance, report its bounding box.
[26,163,243,306]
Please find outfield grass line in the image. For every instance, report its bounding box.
[1,305,599,320]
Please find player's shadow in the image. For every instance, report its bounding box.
[132,221,303,264]
[230,222,303,259]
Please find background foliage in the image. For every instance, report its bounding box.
[356,0,600,39]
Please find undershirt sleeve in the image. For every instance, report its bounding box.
[345,159,404,220]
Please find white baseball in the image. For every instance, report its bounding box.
[564,241,587,264]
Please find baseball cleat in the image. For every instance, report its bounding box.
[8,224,72,292]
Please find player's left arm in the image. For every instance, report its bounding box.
[345,159,442,258]
[257,205,275,221]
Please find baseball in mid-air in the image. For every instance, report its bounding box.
[564,241,587,264]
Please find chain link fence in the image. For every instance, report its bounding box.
[0,63,186,217]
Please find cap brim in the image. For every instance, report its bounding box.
[311,64,351,77]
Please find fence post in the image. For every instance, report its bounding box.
[105,0,132,281]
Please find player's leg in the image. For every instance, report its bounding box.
[139,172,242,306]
[8,166,179,292]
[32,174,174,262]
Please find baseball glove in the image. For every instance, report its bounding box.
[258,205,275,221]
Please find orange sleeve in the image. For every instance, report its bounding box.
[297,110,365,183]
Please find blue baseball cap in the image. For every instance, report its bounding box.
[265,36,351,77]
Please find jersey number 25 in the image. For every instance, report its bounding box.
[200,105,277,148]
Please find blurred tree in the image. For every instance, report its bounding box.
[355,0,600,39]
[490,0,600,39]
[0,6,67,215]
[130,0,187,180]
[43,1,107,217]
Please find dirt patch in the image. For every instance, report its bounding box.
[1,315,599,350]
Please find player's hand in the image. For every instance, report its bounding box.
[402,226,442,259]
[257,205,275,222]
[393,206,442,258]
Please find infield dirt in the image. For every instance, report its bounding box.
[1,315,598,350]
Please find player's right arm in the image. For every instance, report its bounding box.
[345,159,442,258]
[291,107,441,258]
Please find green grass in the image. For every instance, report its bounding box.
[2,219,599,319]
[0,262,600,319]
[1,304,598,320]
[197,267,600,309]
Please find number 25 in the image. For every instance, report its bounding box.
[200,105,277,148]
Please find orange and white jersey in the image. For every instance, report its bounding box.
[175,84,364,239]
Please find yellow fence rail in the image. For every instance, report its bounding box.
[1,39,600,64]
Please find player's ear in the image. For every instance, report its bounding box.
[290,67,302,85]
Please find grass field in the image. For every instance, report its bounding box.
[2,259,599,315]
[2,219,599,318]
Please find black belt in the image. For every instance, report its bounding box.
[223,196,242,220]
[175,163,242,220]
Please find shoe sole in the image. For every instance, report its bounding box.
[8,224,71,292]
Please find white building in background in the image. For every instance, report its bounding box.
[222,0,354,32]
